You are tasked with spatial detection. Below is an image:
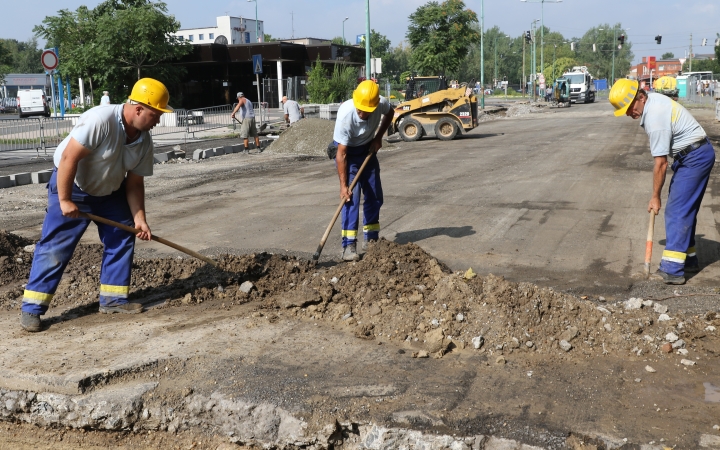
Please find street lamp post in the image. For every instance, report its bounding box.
[247,0,259,42]
[342,17,349,45]
[599,27,627,86]
[521,0,562,81]
[480,0,484,109]
[552,44,556,81]
[365,0,371,79]
[531,19,539,101]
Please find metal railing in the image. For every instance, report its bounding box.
[683,77,718,105]
[151,103,269,138]
[0,117,74,155]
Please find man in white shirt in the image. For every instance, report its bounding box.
[230,92,260,153]
[20,78,172,332]
[332,80,394,261]
[281,96,304,125]
[100,91,110,105]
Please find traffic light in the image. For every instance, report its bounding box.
[655,35,662,44]
[570,42,575,51]
[702,38,707,46]
[618,34,625,45]
[525,31,532,42]
[592,43,597,52]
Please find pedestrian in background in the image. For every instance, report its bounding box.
[610,79,714,285]
[100,91,110,105]
[281,96,304,126]
[230,92,260,154]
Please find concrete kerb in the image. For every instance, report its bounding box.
[0,175,14,189]
[31,170,53,184]
[10,173,32,186]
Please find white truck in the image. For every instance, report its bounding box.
[16,89,51,118]
[562,66,596,104]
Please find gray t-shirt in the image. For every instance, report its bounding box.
[640,93,706,157]
[333,97,393,147]
[238,98,255,120]
[283,99,302,124]
[53,104,154,196]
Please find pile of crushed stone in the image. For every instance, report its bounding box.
[0,231,33,288]
[505,102,548,117]
[1,232,716,360]
[266,118,335,157]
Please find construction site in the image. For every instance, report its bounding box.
[0,94,720,450]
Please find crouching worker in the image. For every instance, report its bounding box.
[20,78,172,332]
[332,80,394,261]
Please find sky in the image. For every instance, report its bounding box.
[3,0,719,65]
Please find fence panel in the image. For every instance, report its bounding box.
[0,117,74,153]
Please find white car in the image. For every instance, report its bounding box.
[17,89,50,118]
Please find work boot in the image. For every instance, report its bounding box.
[361,239,377,252]
[99,302,144,314]
[649,270,685,285]
[243,147,249,155]
[20,312,41,332]
[342,243,360,261]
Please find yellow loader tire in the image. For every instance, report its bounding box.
[434,117,459,141]
[399,117,423,142]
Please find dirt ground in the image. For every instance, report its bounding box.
[1,102,720,449]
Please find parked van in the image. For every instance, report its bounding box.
[16,89,50,118]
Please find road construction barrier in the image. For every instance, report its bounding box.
[0,117,74,155]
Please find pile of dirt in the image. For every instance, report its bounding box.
[266,118,335,157]
[505,102,548,117]
[1,231,716,360]
[0,230,33,288]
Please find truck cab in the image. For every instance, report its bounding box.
[17,89,51,118]
[562,66,596,104]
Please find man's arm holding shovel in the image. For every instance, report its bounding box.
[648,155,668,214]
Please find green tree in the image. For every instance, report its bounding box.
[543,57,576,84]
[383,41,412,84]
[574,24,633,81]
[370,29,391,58]
[682,58,719,73]
[34,0,191,103]
[263,34,276,42]
[0,38,43,74]
[331,36,349,45]
[406,0,480,75]
[0,41,12,84]
[661,52,675,60]
[306,56,357,103]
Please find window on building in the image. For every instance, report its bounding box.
[178,36,184,41]
[209,33,214,39]
[658,65,665,71]
[189,35,194,41]
[199,34,204,40]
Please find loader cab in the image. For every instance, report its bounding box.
[404,76,448,100]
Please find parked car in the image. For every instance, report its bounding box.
[17,89,50,118]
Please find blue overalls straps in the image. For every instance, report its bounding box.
[334,141,384,248]
[22,170,137,315]
[658,139,715,276]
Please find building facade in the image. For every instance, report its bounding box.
[175,16,265,45]
[629,56,684,82]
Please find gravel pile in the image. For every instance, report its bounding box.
[505,102,548,117]
[266,118,335,157]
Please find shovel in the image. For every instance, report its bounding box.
[312,153,373,261]
[79,212,218,267]
[644,210,656,278]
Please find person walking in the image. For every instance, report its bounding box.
[609,79,715,284]
[281,96,304,126]
[100,91,111,105]
[332,80,394,261]
[230,92,260,154]
[20,78,172,332]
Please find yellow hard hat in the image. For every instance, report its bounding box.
[609,79,639,117]
[128,78,173,113]
[353,80,380,112]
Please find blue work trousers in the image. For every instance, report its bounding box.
[658,141,715,277]
[335,142,383,247]
[22,170,136,315]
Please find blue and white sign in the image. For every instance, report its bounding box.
[252,54,263,74]
[356,34,366,45]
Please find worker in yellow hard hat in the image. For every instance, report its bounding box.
[609,78,715,285]
[20,78,172,332]
[331,79,395,261]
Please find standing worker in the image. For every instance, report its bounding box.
[230,92,261,154]
[609,79,715,284]
[100,91,111,105]
[332,80,394,261]
[281,96,304,126]
[20,78,172,332]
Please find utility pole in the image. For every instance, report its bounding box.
[365,0,371,79]
[480,0,485,109]
[689,33,693,72]
[611,28,616,85]
[532,20,538,101]
[522,36,526,97]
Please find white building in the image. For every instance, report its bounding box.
[175,16,264,45]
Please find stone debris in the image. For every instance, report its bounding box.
[267,118,335,157]
[559,340,572,352]
[239,281,254,294]
[707,326,717,332]
[658,314,671,322]
[624,298,643,310]
[671,339,685,349]
[661,343,672,353]
[680,359,696,366]
[677,349,689,355]
[456,313,464,322]
[654,303,668,314]
[23,245,35,253]
[471,336,484,349]
[665,332,679,343]
[495,356,506,365]
[412,350,429,358]
[645,365,656,373]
